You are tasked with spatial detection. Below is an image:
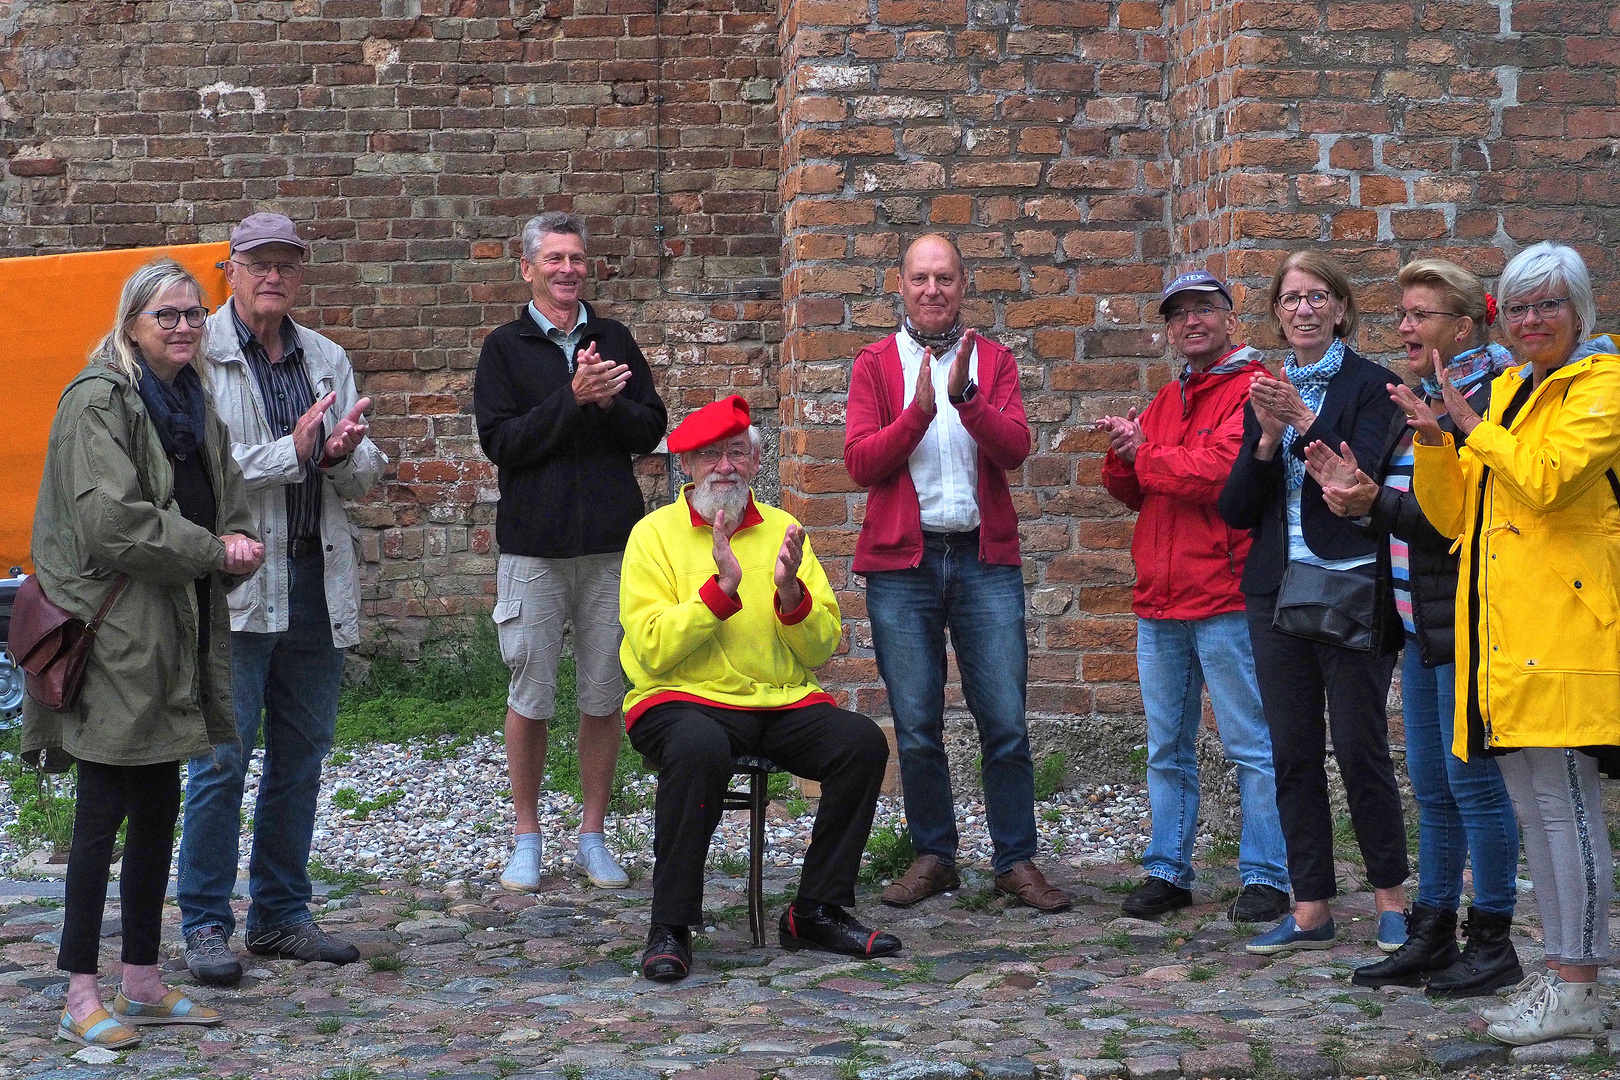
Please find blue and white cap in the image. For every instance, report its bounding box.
[1159,269,1233,315]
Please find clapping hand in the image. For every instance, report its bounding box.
[913,347,937,416]
[293,392,337,463]
[1388,381,1447,446]
[1429,352,1482,436]
[1250,370,1315,432]
[571,342,631,409]
[774,524,806,612]
[711,508,742,599]
[322,397,371,463]
[1094,408,1144,463]
[947,329,977,400]
[1305,440,1378,518]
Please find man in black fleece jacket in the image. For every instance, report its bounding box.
[474,211,667,892]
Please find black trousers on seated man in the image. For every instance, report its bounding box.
[628,699,889,928]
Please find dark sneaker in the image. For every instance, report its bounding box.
[1229,884,1291,924]
[1121,877,1192,919]
[641,923,692,983]
[184,926,243,987]
[779,903,902,958]
[245,921,360,965]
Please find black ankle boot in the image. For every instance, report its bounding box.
[1426,906,1523,999]
[1351,904,1459,987]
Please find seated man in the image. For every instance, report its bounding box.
[621,395,901,982]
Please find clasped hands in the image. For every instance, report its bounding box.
[912,329,978,416]
[218,533,265,576]
[711,510,807,613]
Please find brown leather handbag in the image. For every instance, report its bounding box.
[9,573,130,712]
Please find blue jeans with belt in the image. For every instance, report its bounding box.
[864,531,1037,875]
[177,552,346,939]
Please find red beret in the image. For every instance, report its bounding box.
[668,395,751,454]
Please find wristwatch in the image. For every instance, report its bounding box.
[948,379,977,405]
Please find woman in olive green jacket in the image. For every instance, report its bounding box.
[23,259,262,1048]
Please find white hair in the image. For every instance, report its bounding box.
[678,424,762,474]
[1497,242,1597,338]
[521,211,588,262]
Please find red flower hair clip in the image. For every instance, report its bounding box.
[1484,293,1498,326]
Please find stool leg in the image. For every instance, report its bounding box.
[750,771,767,948]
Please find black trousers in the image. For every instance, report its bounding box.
[1246,594,1408,902]
[628,700,889,927]
[59,759,182,974]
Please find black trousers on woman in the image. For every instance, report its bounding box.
[58,759,183,974]
[1246,593,1408,902]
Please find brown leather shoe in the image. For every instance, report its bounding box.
[880,855,962,908]
[994,861,1073,913]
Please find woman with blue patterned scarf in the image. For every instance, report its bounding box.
[1218,249,1409,957]
[1305,257,1520,1000]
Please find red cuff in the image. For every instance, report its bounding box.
[699,575,742,620]
[775,578,813,625]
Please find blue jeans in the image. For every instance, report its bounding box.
[177,553,346,939]
[865,532,1037,875]
[1137,613,1290,891]
[1401,641,1518,915]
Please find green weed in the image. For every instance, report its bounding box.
[1033,751,1069,800]
[860,819,917,884]
[1125,744,1148,782]
[1187,963,1216,982]
[1206,830,1240,865]
[367,953,405,972]
[315,1017,344,1035]
[330,787,405,821]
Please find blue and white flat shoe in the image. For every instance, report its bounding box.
[112,989,222,1026]
[1376,910,1409,953]
[57,1007,142,1048]
[1245,915,1337,955]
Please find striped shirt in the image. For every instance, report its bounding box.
[1384,431,1417,635]
[231,303,323,545]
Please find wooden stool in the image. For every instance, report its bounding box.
[722,755,781,947]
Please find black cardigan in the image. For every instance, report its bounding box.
[474,302,668,558]
[1218,346,1401,598]
[1358,375,1494,669]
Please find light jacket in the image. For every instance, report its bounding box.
[1102,346,1266,620]
[1412,335,1620,760]
[202,305,387,647]
[845,333,1030,571]
[22,362,256,770]
[619,487,840,728]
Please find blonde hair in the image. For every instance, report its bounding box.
[90,258,204,386]
[1397,257,1491,347]
[1266,249,1359,341]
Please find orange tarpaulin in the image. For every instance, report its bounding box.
[0,242,231,573]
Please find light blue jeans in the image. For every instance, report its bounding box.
[1137,613,1289,891]
[1401,641,1518,915]
[177,553,346,939]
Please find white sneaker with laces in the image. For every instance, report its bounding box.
[576,843,629,889]
[500,840,543,893]
[1480,971,1553,1025]
[1487,976,1605,1046]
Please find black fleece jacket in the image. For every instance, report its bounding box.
[474,303,667,558]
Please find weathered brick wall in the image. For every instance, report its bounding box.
[0,0,780,654]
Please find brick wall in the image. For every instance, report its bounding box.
[0,0,781,654]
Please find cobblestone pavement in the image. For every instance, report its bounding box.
[3,857,1618,1080]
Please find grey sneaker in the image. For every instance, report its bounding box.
[245,921,360,965]
[576,843,629,889]
[184,926,243,987]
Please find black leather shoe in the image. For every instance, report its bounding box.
[1121,877,1192,919]
[1351,904,1459,988]
[641,923,692,982]
[779,903,901,958]
[1229,884,1291,924]
[1426,907,1523,999]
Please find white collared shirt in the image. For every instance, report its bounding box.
[897,326,981,532]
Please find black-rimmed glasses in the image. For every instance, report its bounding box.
[140,306,209,329]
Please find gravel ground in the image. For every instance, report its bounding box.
[1,734,1157,883]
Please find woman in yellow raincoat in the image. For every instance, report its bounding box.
[1399,242,1620,1048]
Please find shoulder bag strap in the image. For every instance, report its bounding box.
[83,574,131,637]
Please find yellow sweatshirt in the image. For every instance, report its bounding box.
[620,488,842,726]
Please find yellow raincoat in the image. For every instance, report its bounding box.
[1412,335,1620,760]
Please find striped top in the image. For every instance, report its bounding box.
[1384,430,1417,635]
[231,303,323,545]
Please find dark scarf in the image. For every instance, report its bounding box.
[903,317,964,353]
[136,357,208,461]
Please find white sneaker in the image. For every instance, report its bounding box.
[576,843,629,889]
[1481,971,1552,1024]
[1487,976,1605,1046]
[500,841,543,893]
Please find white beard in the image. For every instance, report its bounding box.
[690,474,750,525]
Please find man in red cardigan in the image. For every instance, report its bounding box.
[844,235,1071,913]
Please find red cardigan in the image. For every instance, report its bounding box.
[844,333,1030,572]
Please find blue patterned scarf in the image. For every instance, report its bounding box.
[1280,337,1345,491]
[1419,341,1513,399]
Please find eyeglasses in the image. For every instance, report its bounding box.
[230,258,305,279]
[1166,305,1229,325]
[1276,291,1333,311]
[692,446,753,465]
[1502,297,1570,322]
[1394,306,1464,325]
[140,306,209,329]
